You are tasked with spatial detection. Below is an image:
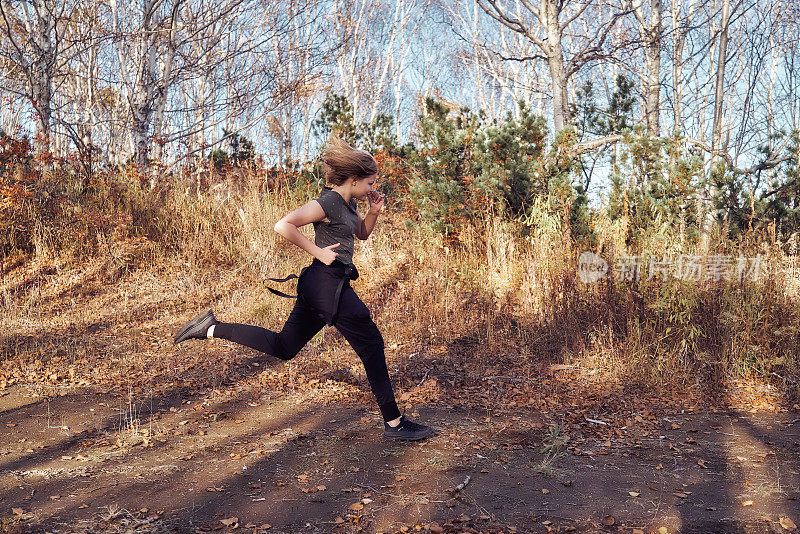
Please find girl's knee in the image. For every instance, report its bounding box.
[272,339,299,361]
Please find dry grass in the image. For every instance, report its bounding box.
[2,169,799,411]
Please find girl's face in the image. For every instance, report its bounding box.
[351,174,377,200]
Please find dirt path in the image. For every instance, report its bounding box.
[2,261,799,533]
[2,382,799,534]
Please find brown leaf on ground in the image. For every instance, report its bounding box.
[780,517,797,532]
[219,517,238,527]
[602,515,615,526]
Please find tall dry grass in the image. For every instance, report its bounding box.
[2,165,799,406]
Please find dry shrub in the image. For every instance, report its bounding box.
[352,198,800,404]
[4,159,800,406]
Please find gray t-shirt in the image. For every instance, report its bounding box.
[314,187,360,265]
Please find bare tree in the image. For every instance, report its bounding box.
[109,0,185,174]
[0,0,70,156]
[628,0,663,136]
[476,0,633,131]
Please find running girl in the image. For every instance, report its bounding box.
[174,137,433,441]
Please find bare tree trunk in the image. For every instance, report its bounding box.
[476,0,630,133]
[699,0,731,252]
[542,0,570,131]
[636,0,662,137]
[0,0,58,158]
[671,0,686,131]
[111,0,182,178]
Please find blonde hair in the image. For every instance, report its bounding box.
[323,137,377,185]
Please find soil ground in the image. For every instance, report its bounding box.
[2,260,799,533]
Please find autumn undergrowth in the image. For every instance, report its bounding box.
[2,166,800,411]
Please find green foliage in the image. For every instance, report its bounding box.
[314,94,360,146]
[472,101,548,215]
[409,98,559,236]
[408,98,479,235]
[607,133,703,249]
[313,93,399,155]
[723,129,800,240]
[209,128,255,170]
[571,75,636,138]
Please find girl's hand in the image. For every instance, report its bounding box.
[319,243,340,265]
[367,190,385,213]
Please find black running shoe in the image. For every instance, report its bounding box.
[383,415,433,441]
[173,309,218,344]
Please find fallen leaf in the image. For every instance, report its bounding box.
[656,463,663,470]
[316,485,327,491]
[349,503,364,511]
[602,515,615,526]
[779,517,797,531]
[673,492,688,498]
[742,500,754,507]
[658,528,669,534]
[12,508,24,516]
[219,517,238,527]
[395,475,407,481]
[361,498,372,504]
[259,525,271,530]
[541,488,550,494]
[334,517,345,524]
[633,530,645,534]
[428,523,443,534]
[629,491,640,497]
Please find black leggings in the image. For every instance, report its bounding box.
[213,263,401,422]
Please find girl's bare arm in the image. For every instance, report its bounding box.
[274,201,340,265]
[356,191,385,240]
